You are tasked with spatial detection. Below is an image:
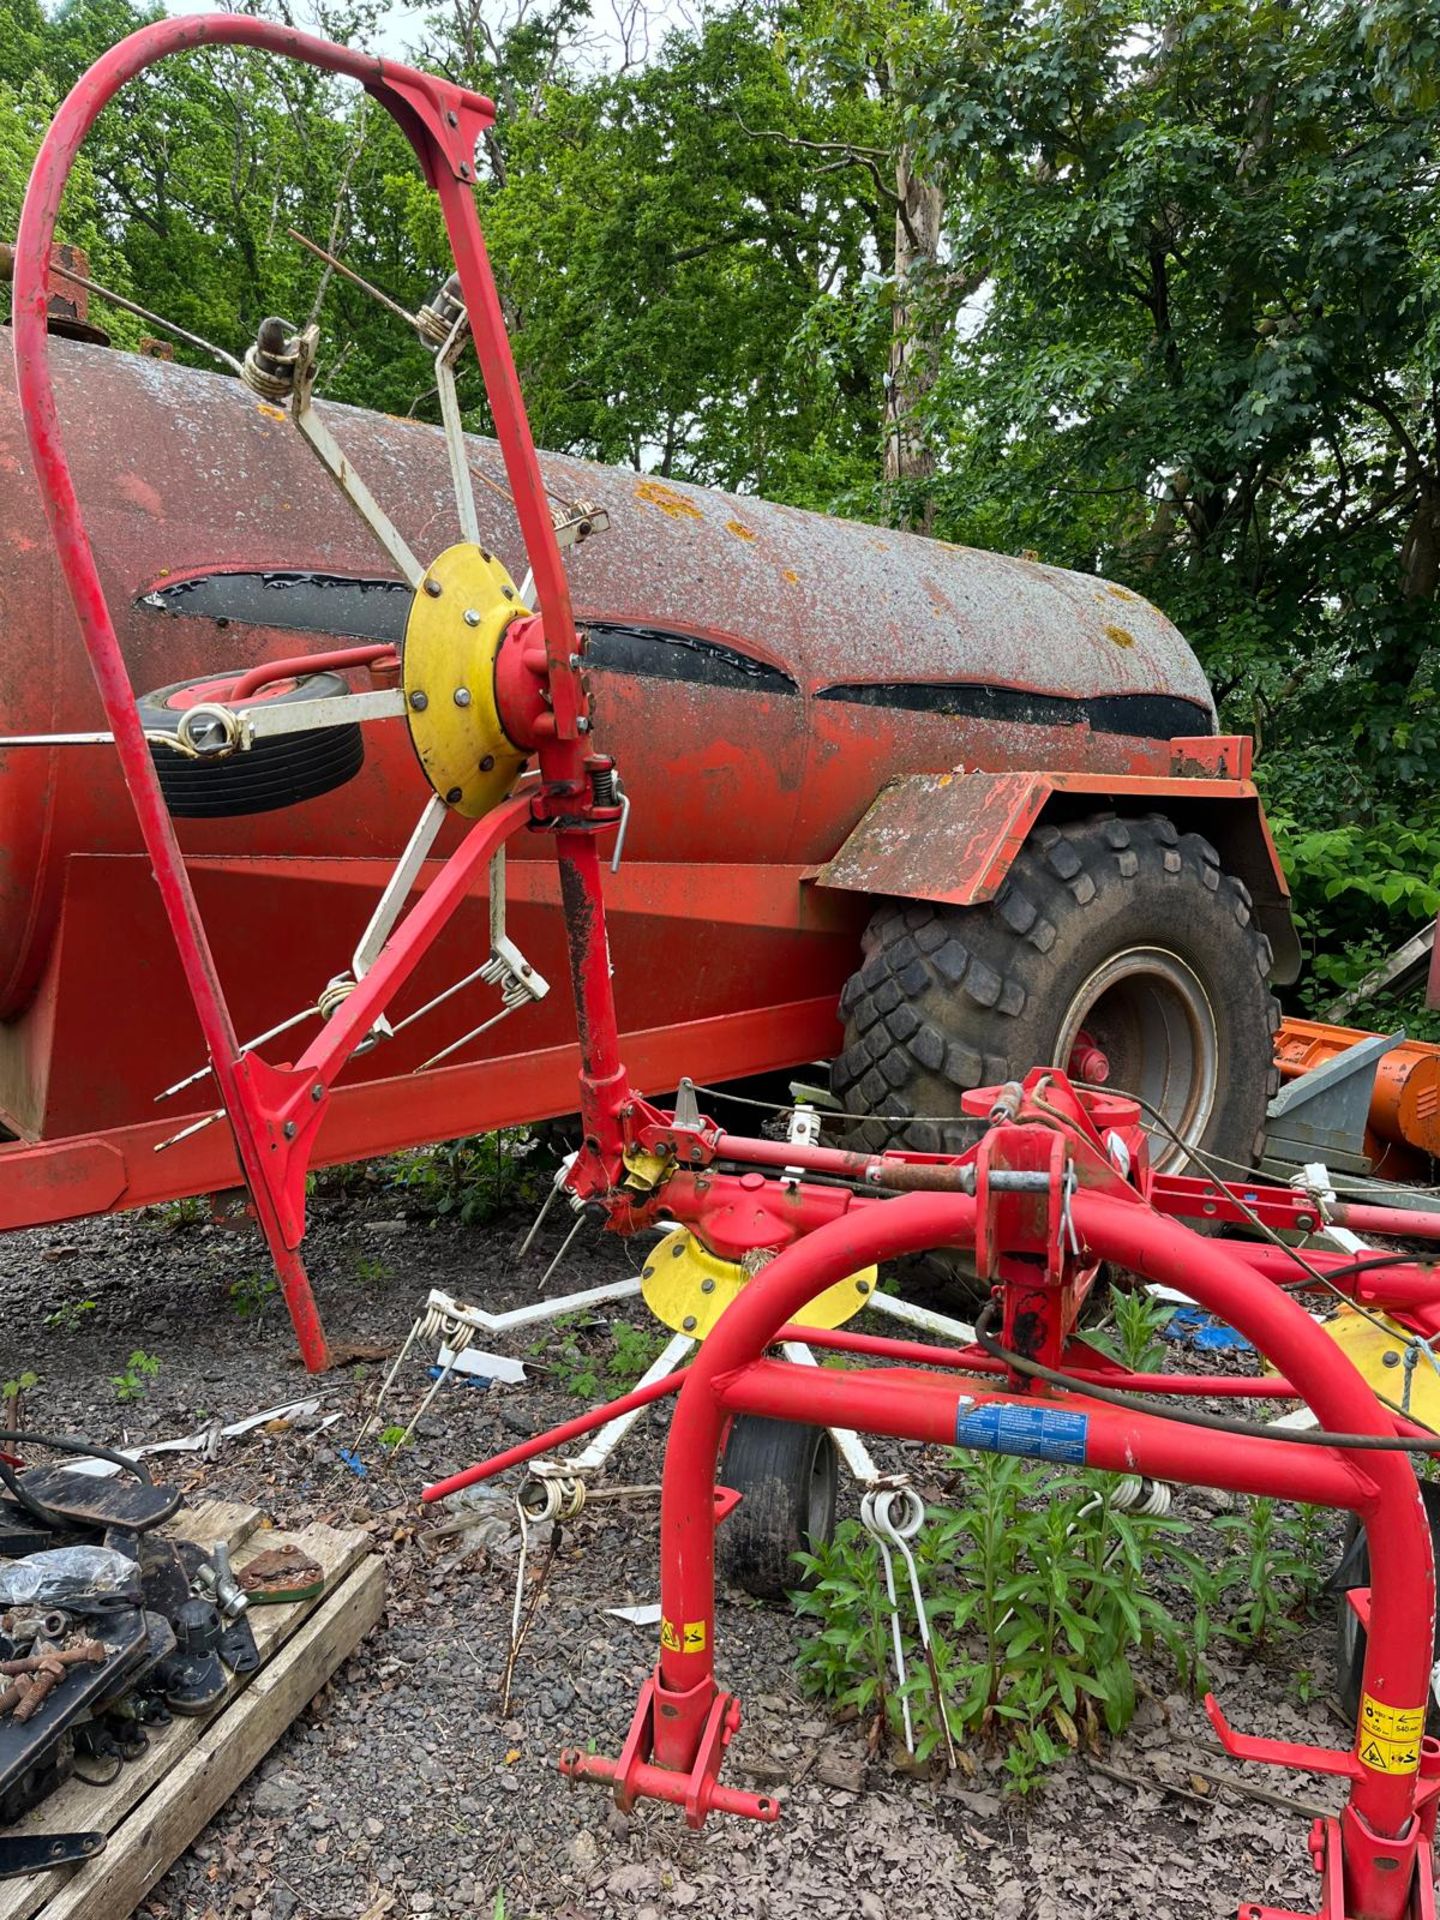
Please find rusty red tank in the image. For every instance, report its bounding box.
[0,336,1294,1226]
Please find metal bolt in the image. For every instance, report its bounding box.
[682,1315,697,1332]
[479,754,495,771]
[672,1242,685,1258]
[463,608,481,627]
[445,786,463,804]
[700,1277,716,1295]
[1384,1350,1402,1368]
[856,1280,871,1294]
[311,1083,324,1102]
[409,690,429,711]
[460,162,471,180]
[283,1121,297,1139]
[577,716,591,733]
[568,653,582,669]
[453,688,472,707]
[641,1267,654,1281]
[446,109,458,126]
[424,578,443,598]
[501,585,515,599]
[1296,1213,1315,1231]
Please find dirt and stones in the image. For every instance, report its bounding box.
[0,1180,1357,1920]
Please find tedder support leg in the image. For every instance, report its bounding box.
[563,1188,1436,1919]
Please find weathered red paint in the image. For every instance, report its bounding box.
[0,328,1293,1213]
[815,759,1300,980]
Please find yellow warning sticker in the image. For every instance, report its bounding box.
[659,1618,708,1654]
[1360,1694,1425,1743]
[1358,1734,1422,1776]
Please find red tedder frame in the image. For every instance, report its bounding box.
[19,22,1440,1918]
[13,13,610,1373]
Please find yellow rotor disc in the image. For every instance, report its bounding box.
[1279,1302,1440,1432]
[402,542,529,817]
[640,1227,876,1340]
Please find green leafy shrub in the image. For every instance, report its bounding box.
[390,1128,555,1226]
[792,1455,1198,1791]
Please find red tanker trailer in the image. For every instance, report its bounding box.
[0,331,1296,1239]
[21,34,1440,1920]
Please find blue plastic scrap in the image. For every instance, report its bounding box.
[1161,1305,1253,1353]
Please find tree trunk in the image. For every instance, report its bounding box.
[884,142,944,534]
[1402,478,1440,603]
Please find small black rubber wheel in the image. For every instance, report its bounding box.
[1333,1482,1440,1732]
[716,1414,838,1602]
[136,669,364,818]
[831,811,1280,1302]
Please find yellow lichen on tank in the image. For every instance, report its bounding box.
[1104,623,1135,648]
[725,519,757,540]
[635,480,703,521]
[781,568,799,584]
[1107,583,1140,603]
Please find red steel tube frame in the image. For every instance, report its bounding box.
[606,1186,1434,1918]
[13,16,626,1369]
[227,645,397,700]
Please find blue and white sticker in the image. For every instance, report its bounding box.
[954,1399,1089,1466]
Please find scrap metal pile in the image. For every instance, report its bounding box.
[0,1442,256,1878]
[13,17,1440,1920]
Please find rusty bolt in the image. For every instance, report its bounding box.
[424,578,443,598]
[409,690,428,711]
[453,688,472,707]
[463,608,481,627]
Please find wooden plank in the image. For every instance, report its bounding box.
[0,1519,371,1920]
[38,1556,386,1920]
[161,1502,263,1557]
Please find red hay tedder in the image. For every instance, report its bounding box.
[11,18,1440,1918]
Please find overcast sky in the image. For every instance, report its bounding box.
[160,0,691,71]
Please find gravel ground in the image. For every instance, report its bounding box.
[0,1175,1363,1920]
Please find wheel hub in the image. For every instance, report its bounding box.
[1054,946,1218,1166]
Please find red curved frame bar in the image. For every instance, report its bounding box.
[13,15,625,1369]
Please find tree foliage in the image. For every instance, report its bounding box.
[2,0,1438,1007]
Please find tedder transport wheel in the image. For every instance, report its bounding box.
[1333,1485,1440,1734]
[717,1415,839,1601]
[136,670,364,819]
[833,813,1280,1296]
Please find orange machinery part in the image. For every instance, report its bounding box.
[1275,1016,1440,1180]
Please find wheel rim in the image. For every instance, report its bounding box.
[805,1433,835,1550]
[1054,946,1218,1168]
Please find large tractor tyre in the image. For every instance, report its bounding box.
[716,1415,839,1602]
[832,812,1280,1291]
[136,670,364,819]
